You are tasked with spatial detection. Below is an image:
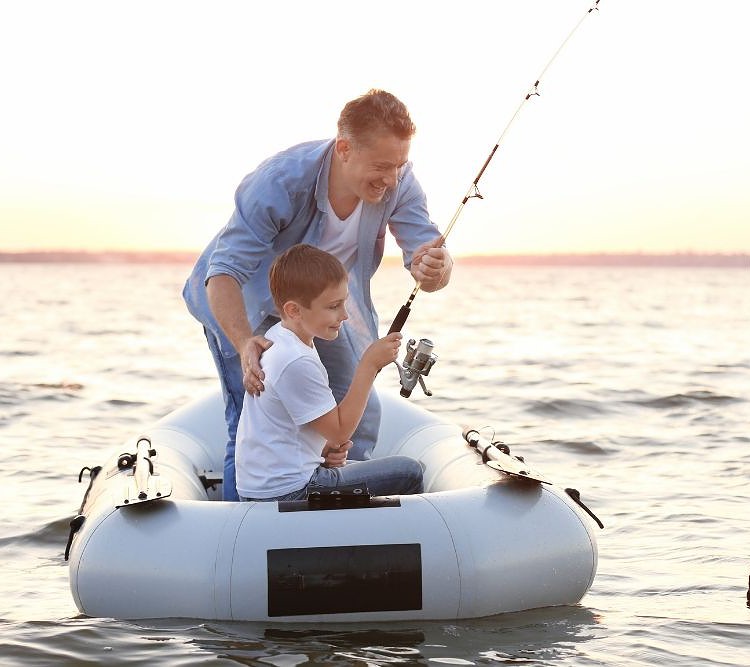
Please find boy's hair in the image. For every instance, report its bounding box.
[269,244,347,312]
[337,89,416,147]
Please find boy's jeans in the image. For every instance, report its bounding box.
[240,455,424,502]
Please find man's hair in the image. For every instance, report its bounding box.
[269,244,347,312]
[337,89,416,146]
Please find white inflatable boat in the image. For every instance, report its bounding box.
[66,390,601,622]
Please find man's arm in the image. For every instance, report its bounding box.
[206,275,272,395]
[386,168,453,292]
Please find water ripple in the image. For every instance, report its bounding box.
[538,439,610,455]
[632,391,742,408]
[525,398,608,418]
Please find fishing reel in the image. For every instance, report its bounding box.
[394,337,438,398]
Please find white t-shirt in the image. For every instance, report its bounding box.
[235,322,337,499]
[317,199,362,270]
[318,198,373,357]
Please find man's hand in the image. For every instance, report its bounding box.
[240,335,274,395]
[322,440,352,468]
[207,275,273,394]
[410,236,453,292]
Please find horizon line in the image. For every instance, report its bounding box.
[1,249,748,267]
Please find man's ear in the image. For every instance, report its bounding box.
[335,137,352,163]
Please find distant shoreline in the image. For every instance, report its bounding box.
[0,250,748,267]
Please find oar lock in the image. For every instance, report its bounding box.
[393,337,438,398]
[117,439,156,474]
[115,437,173,507]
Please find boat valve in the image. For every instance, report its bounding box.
[394,337,437,398]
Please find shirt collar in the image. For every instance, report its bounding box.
[314,140,336,213]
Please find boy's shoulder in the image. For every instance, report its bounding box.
[263,324,320,378]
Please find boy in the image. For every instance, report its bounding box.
[235,244,424,502]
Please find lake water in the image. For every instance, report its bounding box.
[1,261,748,665]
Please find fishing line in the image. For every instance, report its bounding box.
[388,0,602,335]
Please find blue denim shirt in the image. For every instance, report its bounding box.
[183,139,440,358]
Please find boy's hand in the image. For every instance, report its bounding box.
[322,440,352,468]
[362,332,402,373]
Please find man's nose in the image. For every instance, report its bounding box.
[382,168,398,188]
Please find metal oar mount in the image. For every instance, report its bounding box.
[116,436,172,508]
[463,428,551,485]
[463,428,604,528]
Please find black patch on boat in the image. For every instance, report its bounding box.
[277,497,401,512]
[267,544,422,616]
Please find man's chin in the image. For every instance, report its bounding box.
[363,187,387,203]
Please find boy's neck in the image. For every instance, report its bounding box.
[280,319,313,347]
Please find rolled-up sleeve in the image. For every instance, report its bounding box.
[386,167,442,268]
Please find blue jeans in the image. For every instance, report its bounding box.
[204,321,382,502]
[240,456,424,502]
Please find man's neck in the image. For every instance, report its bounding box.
[328,152,360,219]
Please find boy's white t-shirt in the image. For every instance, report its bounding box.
[235,322,337,499]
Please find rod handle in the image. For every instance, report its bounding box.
[387,304,411,334]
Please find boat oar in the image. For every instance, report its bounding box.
[463,428,603,528]
[463,428,551,484]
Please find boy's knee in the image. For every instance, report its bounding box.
[400,456,424,494]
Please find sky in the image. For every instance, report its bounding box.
[1,0,749,257]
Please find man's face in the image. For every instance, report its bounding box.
[337,132,410,203]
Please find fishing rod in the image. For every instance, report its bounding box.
[388,0,602,337]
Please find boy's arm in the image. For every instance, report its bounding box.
[309,333,401,444]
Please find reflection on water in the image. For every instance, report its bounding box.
[174,605,599,665]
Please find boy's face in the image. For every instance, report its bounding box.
[296,279,349,344]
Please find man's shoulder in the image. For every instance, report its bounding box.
[237,139,333,201]
[259,139,333,176]
[279,138,333,158]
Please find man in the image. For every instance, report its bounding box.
[184,89,452,500]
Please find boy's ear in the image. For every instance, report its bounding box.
[282,300,301,319]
